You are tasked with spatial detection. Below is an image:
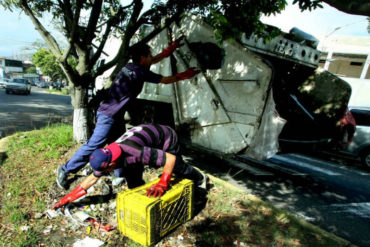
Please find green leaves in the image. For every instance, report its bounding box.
[32,48,65,81]
[292,0,323,11]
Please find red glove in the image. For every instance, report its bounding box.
[52,185,87,209]
[159,36,184,58]
[146,172,171,197]
[175,67,200,81]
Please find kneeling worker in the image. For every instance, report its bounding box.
[52,124,207,209]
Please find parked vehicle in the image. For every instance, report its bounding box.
[38,82,49,88]
[337,107,370,169]
[120,15,350,160]
[0,78,9,89]
[5,78,31,95]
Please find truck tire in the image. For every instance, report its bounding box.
[5,90,9,94]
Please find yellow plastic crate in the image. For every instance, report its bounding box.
[116,178,194,246]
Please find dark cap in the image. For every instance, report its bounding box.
[89,142,122,172]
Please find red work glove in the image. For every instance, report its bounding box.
[159,36,184,58]
[52,185,87,210]
[175,67,200,81]
[146,172,171,197]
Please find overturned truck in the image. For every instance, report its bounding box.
[127,15,351,159]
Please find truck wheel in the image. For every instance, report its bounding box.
[360,147,370,170]
[5,90,9,94]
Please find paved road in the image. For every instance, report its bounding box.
[188,152,370,247]
[0,87,73,138]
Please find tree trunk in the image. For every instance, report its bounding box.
[70,85,92,143]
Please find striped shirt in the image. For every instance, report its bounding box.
[116,124,178,168]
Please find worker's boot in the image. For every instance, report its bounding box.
[56,165,69,190]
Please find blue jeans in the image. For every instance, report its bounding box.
[62,111,125,177]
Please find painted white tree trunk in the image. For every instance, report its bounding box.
[73,108,90,143]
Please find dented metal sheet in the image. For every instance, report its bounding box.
[139,15,273,156]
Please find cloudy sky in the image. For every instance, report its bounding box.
[0,1,368,57]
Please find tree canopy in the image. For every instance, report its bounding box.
[32,48,67,82]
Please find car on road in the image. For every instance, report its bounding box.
[38,82,49,88]
[338,106,370,169]
[0,78,9,89]
[5,78,31,95]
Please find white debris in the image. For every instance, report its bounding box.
[109,201,116,209]
[73,237,104,247]
[73,211,91,222]
[7,192,11,197]
[20,225,30,231]
[45,209,59,219]
[34,213,43,219]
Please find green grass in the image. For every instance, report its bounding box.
[45,88,69,95]
[0,124,75,246]
[0,125,353,247]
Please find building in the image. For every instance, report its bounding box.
[318,35,370,106]
[318,35,370,79]
[0,57,24,78]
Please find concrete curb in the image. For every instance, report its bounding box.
[0,136,9,164]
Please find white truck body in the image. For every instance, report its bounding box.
[137,16,284,158]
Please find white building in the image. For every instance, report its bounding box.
[318,35,370,106]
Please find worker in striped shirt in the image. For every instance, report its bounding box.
[52,124,207,209]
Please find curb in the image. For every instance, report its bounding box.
[0,136,9,164]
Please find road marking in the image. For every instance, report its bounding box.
[272,155,341,176]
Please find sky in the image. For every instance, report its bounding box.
[0,1,368,58]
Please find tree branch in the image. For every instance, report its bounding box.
[20,0,62,57]
[85,0,103,44]
[61,0,84,62]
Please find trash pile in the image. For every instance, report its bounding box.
[42,166,206,246]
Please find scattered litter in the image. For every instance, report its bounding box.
[88,219,113,232]
[79,205,89,211]
[7,192,11,197]
[64,206,89,226]
[73,211,91,222]
[43,225,53,235]
[86,226,91,235]
[108,201,116,209]
[45,209,59,219]
[20,225,30,231]
[34,213,43,219]
[73,237,104,247]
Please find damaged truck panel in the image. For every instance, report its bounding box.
[137,15,273,155]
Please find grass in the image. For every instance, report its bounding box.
[45,89,69,95]
[0,124,75,246]
[0,125,353,247]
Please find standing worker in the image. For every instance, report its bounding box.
[57,37,200,190]
[52,124,207,209]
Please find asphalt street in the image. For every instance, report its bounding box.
[0,86,73,138]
